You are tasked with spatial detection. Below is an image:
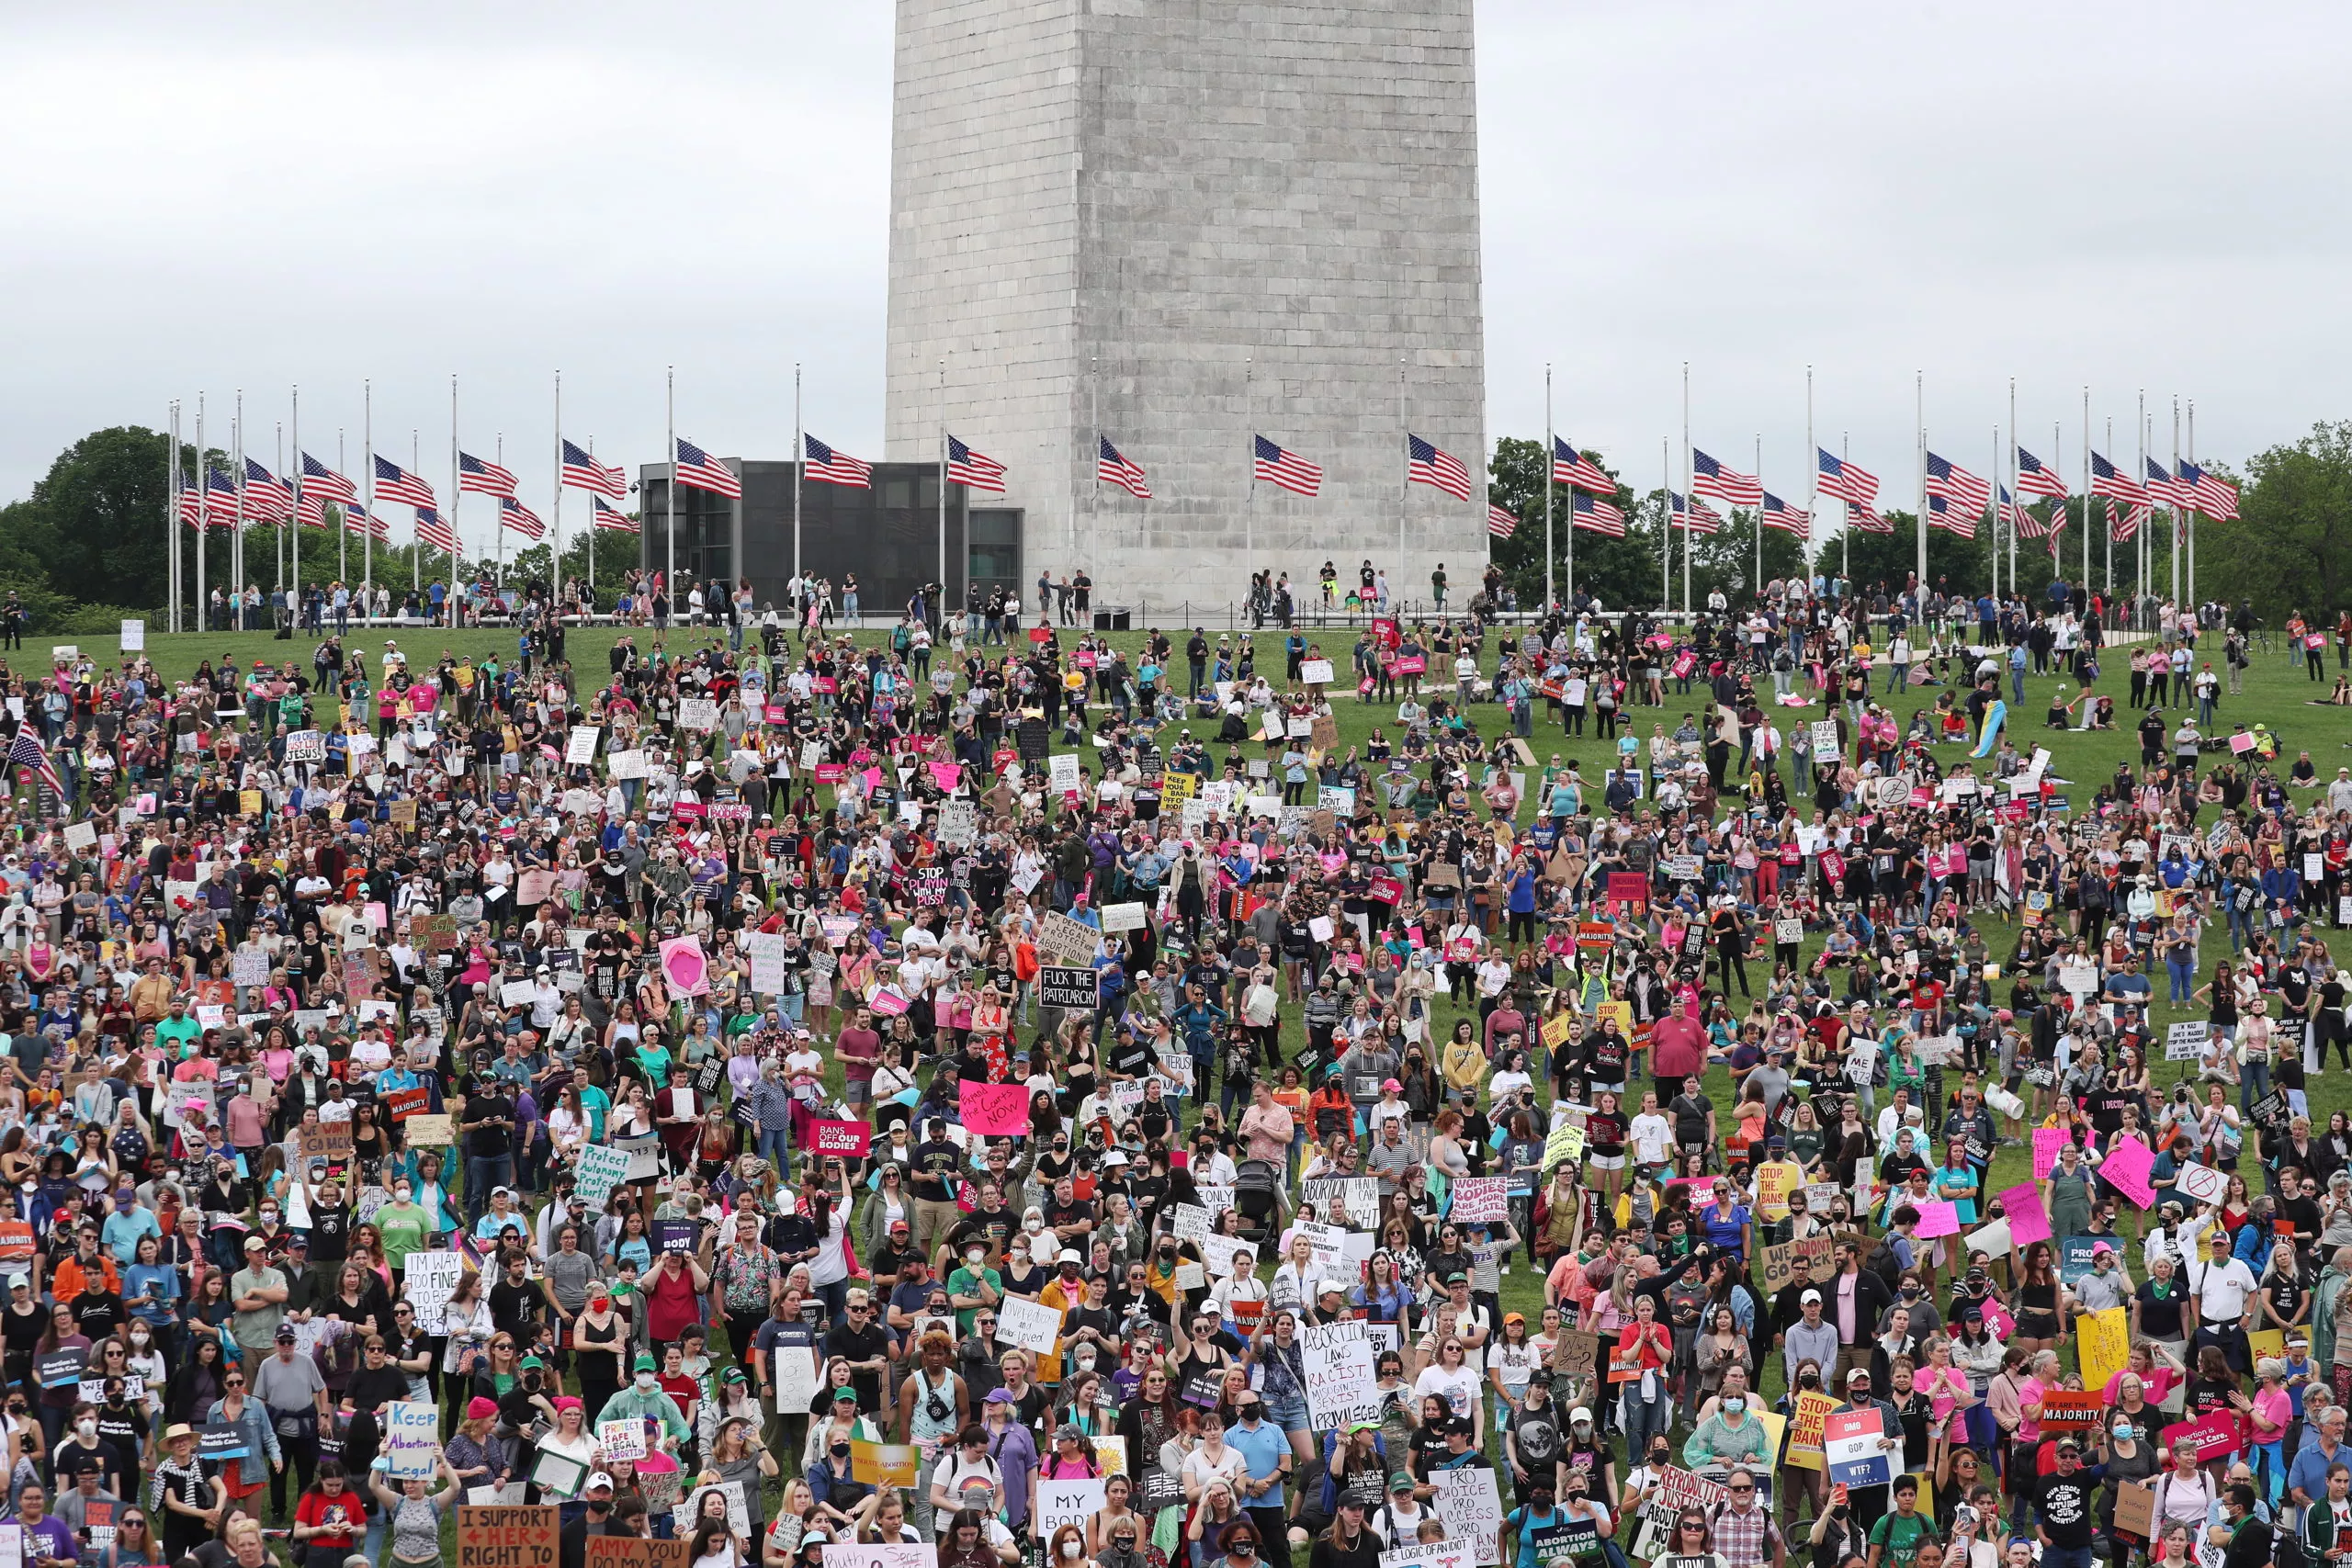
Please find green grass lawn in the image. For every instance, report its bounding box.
[100,616,2352,1537]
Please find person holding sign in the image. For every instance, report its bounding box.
[364,1448,461,1568]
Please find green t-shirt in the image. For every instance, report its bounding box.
[1869,1509,1936,1568]
[155,1015,202,1053]
[375,1201,429,1266]
[945,1265,1002,1336]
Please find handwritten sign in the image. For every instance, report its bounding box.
[384,1400,439,1477]
[1302,1318,1382,1430]
[458,1506,560,1568]
[960,1082,1032,1137]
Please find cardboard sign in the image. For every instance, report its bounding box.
[297,1122,354,1164]
[458,1506,560,1568]
[1430,1465,1504,1566]
[1757,1235,1833,1295]
[406,1113,455,1146]
[2114,1480,2158,1540]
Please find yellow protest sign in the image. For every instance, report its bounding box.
[1594,999,1633,1038]
[1540,1012,1572,1050]
[239,790,264,817]
[1785,1390,1838,1471]
[848,1440,918,1488]
[1159,772,1198,807]
[1747,1406,1786,1471]
[1754,1159,1804,1222]
[2247,1328,2286,1365]
[2077,1306,2131,1393]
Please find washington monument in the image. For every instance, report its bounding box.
[884,0,1487,611]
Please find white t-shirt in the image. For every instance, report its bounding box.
[1414,1361,1482,1423]
[2191,1255,2257,1323]
[1182,1443,1248,1498]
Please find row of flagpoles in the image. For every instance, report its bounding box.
[1519,367,2242,618]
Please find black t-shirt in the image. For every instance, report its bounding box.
[72,1291,124,1342]
[308,1203,351,1265]
[824,1320,892,1409]
[1669,1092,1713,1148]
[2134,1279,2188,1340]
[2035,1465,2105,1548]
[910,1139,963,1201]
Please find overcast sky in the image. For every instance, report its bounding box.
[4,2,2345,554]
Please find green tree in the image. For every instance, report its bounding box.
[1486,438,1669,612]
[2199,423,2352,622]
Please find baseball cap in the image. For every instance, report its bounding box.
[1388,1473,1416,1494]
[585,1472,615,1493]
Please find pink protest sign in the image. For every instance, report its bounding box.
[1980,1298,2016,1338]
[2031,1127,2068,1180]
[928,761,963,791]
[658,935,709,997]
[2160,1411,2244,1461]
[1911,1200,1962,1239]
[2098,1138,2158,1209]
[961,1082,1033,1138]
[810,1121,872,1156]
[1999,1181,2052,1246]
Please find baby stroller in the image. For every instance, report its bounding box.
[1233,1158,1289,1246]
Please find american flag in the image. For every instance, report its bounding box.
[560,439,628,498]
[2015,446,2068,501]
[1759,491,1809,538]
[2182,461,2240,519]
[1845,499,1893,534]
[1926,492,1977,539]
[498,496,546,540]
[301,452,356,503]
[674,438,741,500]
[243,458,292,523]
[1690,448,1762,506]
[458,451,517,498]
[1998,486,2040,538]
[1486,503,1518,538]
[203,467,242,527]
[1553,435,1614,495]
[592,496,639,533]
[1671,491,1724,536]
[1816,448,1881,508]
[2111,499,2149,542]
[174,476,202,528]
[803,434,871,489]
[2046,517,2066,559]
[946,436,1008,494]
[1923,452,1991,515]
[1097,437,1151,500]
[1571,490,1626,536]
[413,506,457,554]
[2143,457,2194,512]
[373,454,435,510]
[296,490,333,530]
[6,729,63,798]
[2088,451,2146,504]
[1253,435,1322,497]
[1408,435,1474,502]
[341,502,391,543]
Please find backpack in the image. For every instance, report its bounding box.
[1864,1235,1905,1290]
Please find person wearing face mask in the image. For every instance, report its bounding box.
[593,1352,689,1457]
[556,1471,628,1568]
[2094,1413,2158,1544]
[1681,1372,1770,1477]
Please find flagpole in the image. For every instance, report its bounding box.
[449,376,461,625]
[165,400,178,635]
[1754,431,1763,601]
[1804,367,1815,593]
[1915,371,1926,595]
[1245,357,1254,572]
[2007,379,2018,603]
[1091,354,1101,590]
[412,429,423,597]
[665,367,676,608]
[276,421,285,599]
[289,390,300,631]
[1660,434,1669,614]
[1840,431,1849,586]
[792,363,803,592]
[2187,400,2199,608]
[587,438,600,602]
[1398,358,1408,601]
[2136,395,2146,606]
[1680,361,1691,620]
[233,389,246,626]
[494,433,505,596]
[336,427,347,590]
[1990,423,1999,602]
[2104,416,2114,598]
[196,394,207,633]
[551,372,563,612]
[233,391,246,628]
[361,388,373,609]
[1544,365,1557,613]
[937,358,948,623]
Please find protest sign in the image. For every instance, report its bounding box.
[960,1082,1032,1137]
[2039,1392,2107,1434]
[810,1121,872,1157]
[1037,966,1101,1010]
[2160,1411,2244,1461]
[998,1295,1064,1355]
[1036,1480,1105,1539]
[2098,1139,2158,1207]
[404,1252,467,1323]
[2165,1021,2209,1061]
[2176,1161,2229,1205]
[588,1542,689,1568]
[458,1506,560,1568]
[297,1122,354,1165]
[566,727,602,765]
[1378,1545,1468,1568]
[1449,1177,1509,1224]
[2078,1306,2131,1393]
[384,1401,439,1477]
[575,1145,630,1209]
[198,1421,249,1462]
[2115,1481,2157,1540]
[1430,1466,1505,1566]
[1823,1408,1892,1488]
[1785,1390,1838,1471]
[1301,1319,1383,1429]
[745,931,788,995]
[1757,1235,1833,1296]
[1998,1182,2052,1247]
[822,1550,931,1568]
[2031,1127,2068,1179]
